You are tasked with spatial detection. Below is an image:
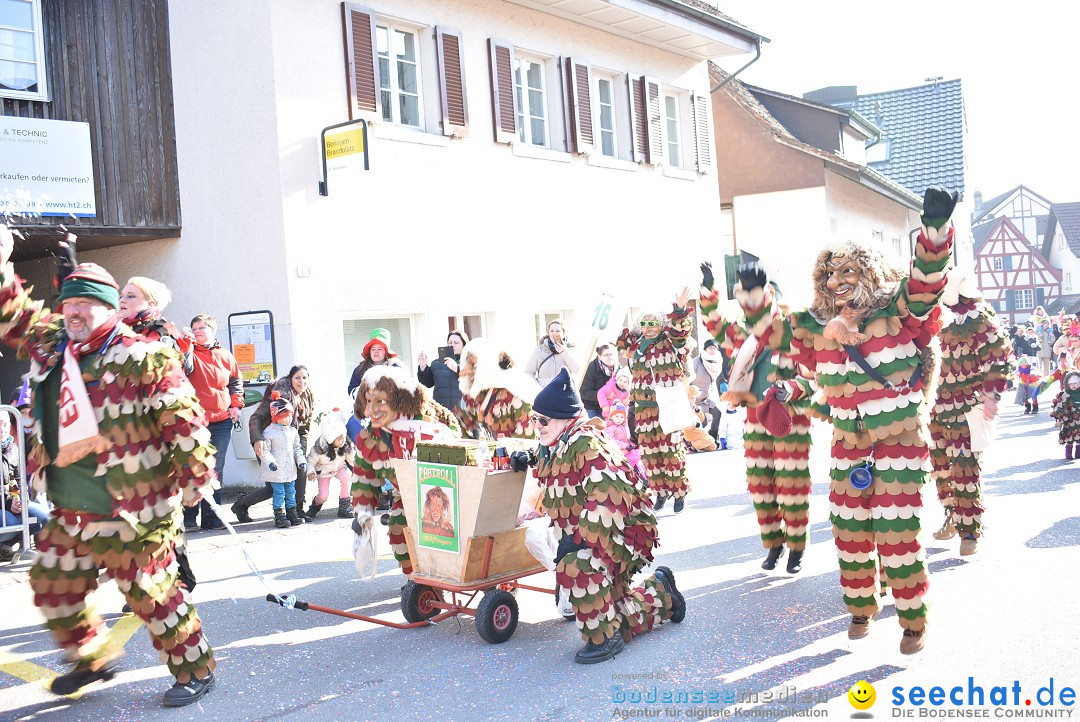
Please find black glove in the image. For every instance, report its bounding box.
[700,261,714,290]
[921,186,960,230]
[268,462,278,472]
[509,449,537,472]
[54,233,78,289]
[737,262,768,293]
[555,534,588,566]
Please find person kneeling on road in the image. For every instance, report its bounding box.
[512,368,686,664]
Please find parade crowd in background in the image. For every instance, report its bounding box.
[2,187,1080,707]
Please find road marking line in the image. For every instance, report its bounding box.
[110,613,144,648]
[0,615,143,699]
[0,650,82,699]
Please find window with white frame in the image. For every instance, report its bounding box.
[535,312,570,344]
[1066,273,1073,291]
[376,23,423,128]
[663,94,681,167]
[994,257,1003,271]
[448,314,485,342]
[1060,233,1067,250]
[0,0,47,101]
[514,54,548,147]
[1016,289,1034,310]
[594,73,618,158]
[891,236,902,258]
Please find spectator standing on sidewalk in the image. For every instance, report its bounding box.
[347,328,402,397]
[417,330,468,412]
[579,344,615,419]
[524,319,580,388]
[184,314,243,531]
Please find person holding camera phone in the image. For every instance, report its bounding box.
[524,319,580,388]
[417,330,469,413]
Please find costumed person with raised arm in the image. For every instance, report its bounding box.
[1039,331,1080,460]
[512,369,685,664]
[699,262,817,574]
[615,288,695,513]
[456,338,540,439]
[771,187,959,654]
[0,227,218,705]
[350,366,460,576]
[927,267,1011,555]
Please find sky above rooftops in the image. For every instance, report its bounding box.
[709,0,1079,203]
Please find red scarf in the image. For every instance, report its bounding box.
[71,315,120,357]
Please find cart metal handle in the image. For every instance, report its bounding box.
[265,593,310,611]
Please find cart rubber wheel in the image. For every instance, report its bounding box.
[475,589,519,644]
[401,581,444,623]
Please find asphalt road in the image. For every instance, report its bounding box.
[1,401,1077,721]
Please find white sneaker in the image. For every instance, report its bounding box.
[557,588,575,618]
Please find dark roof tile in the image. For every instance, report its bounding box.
[1047,202,1080,258]
[850,80,966,196]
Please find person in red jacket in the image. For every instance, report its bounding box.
[184,314,244,530]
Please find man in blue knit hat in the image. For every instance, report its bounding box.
[517,368,686,663]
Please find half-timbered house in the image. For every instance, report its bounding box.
[974,215,1061,324]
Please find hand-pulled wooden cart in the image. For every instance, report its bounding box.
[266,455,555,643]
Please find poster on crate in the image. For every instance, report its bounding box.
[417,462,460,554]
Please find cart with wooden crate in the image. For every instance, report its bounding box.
[264,438,554,644]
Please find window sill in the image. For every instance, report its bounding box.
[371,123,451,148]
[662,166,701,181]
[585,154,639,172]
[510,143,572,163]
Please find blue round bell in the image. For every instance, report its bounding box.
[849,464,873,490]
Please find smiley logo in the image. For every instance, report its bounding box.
[848,680,876,710]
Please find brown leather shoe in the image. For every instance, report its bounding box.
[848,614,873,639]
[900,628,926,654]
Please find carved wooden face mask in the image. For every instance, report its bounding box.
[823,255,861,309]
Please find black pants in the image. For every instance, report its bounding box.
[184,419,233,526]
[237,472,308,511]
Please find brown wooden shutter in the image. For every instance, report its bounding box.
[645,77,663,165]
[488,39,516,143]
[628,75,648,163]
[563,57,593,154]
[436,28,469,137]
[692,92,712,173]
[341,3,380,120]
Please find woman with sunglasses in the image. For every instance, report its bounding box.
[615,288,694,514]
[519,368,686,664]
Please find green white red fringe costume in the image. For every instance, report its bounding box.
[786,226,954,636]
[535,417,675,645]
[616,305,693,500]
[929,299,1010,538]
[0,266,218,684]
[699,288,815,553]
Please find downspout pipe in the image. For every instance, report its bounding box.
[710,38,762,95]
[712,38,762,255]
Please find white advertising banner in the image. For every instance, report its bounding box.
[0,117,96,218]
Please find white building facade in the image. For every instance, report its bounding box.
[10,0,761,483]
